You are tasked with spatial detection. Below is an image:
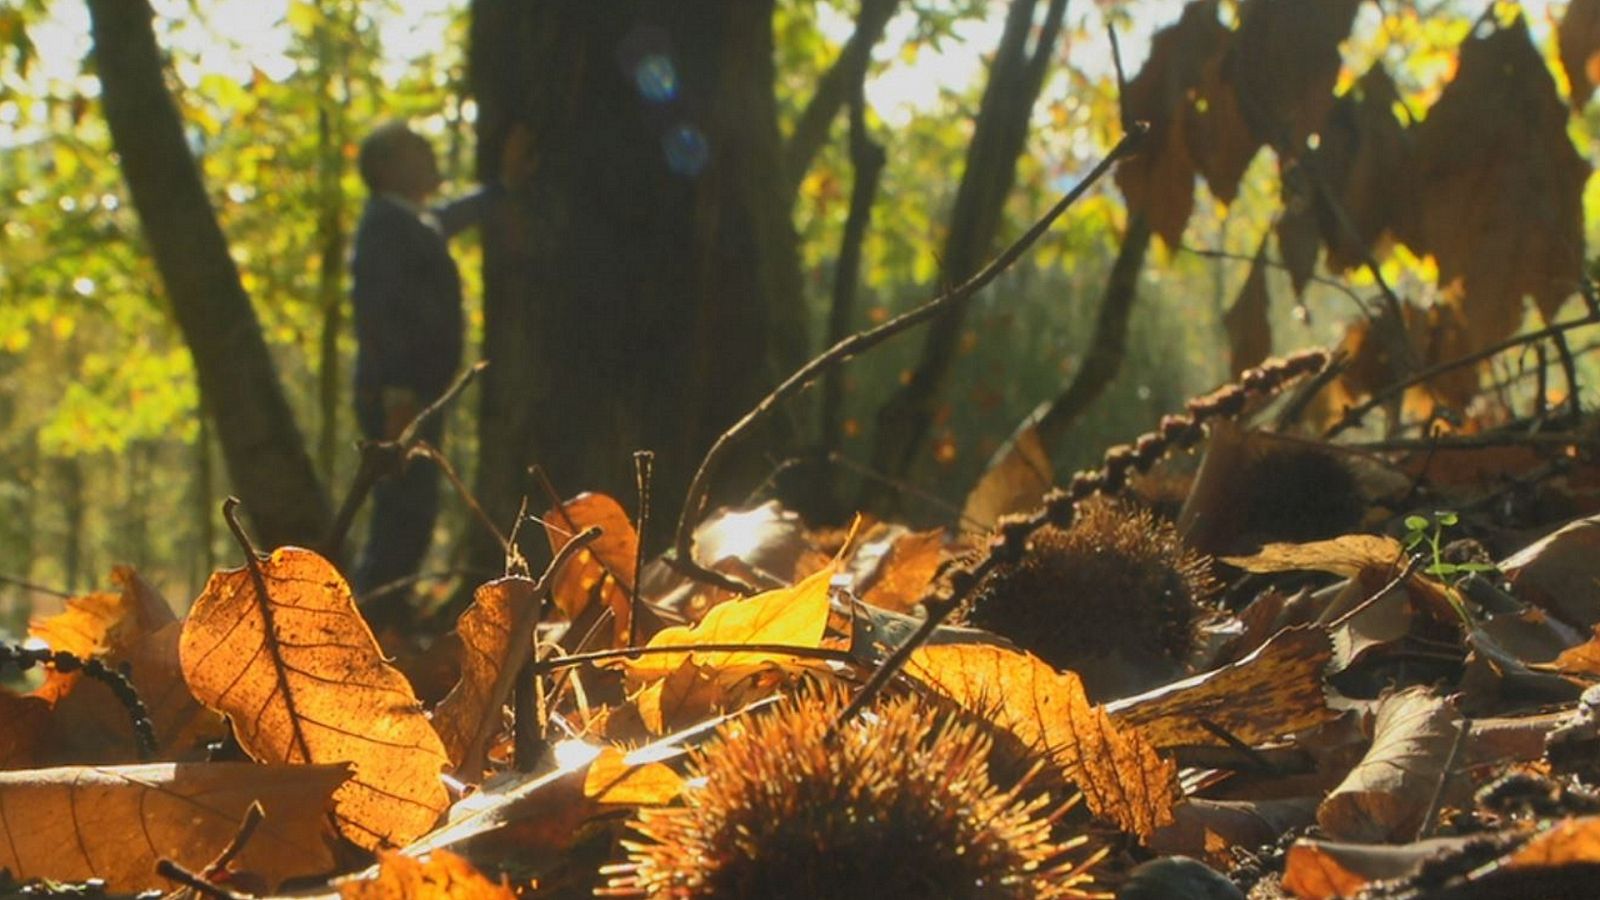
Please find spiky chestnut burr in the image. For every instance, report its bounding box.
[962,496,1217,699]
[609,691,1102,899]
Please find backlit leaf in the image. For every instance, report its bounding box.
[432,577,539,782]
[582,745,685,806]
[340,849,513,900]
[543,492,637,647]
[179,548,450,849]
[1221,534,1404,578]
[962,424,1052,534]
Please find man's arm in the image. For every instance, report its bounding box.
[431,184,500,239]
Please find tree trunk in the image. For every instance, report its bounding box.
[87,0,330,550]
[469,0,803,563]
[313,7,350,483]
[859,0,1069,514]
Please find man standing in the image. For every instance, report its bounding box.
[350,122,490,623]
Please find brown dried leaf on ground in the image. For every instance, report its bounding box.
[0,689,50,768]
[1318,687,1464,842]
[340,849,513,900]
[1222,235,1272,376]
[962,424,1052,534]
[858,527,948,613]
[1403,13,1589,353]
[1560,0,1600,108]
[906,643,1179,840]
[432,577,539,782]
[1222,533,1404,579]
[0,762,346,893]
[1227,0,1360,152]
[1108,625,1335,749]
[179,548,449,849]
[1502,515,1600,630]
[1282,836,1482,900]
[543,492,637,647]
[1114,0,1231,247]
[1508,815,1600,866]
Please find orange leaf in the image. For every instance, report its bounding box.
[543,493,638,646]
[1109,625,1335,748]
[1221,534,1404,578]
[0,762,346,893]
[906,643,1179,840]
[622,558,837,681]
[1508,816,1600,867]
[859,528,948,614]
[179,548,449,850]
[582,745,685,806]
[341,849,513,900]
[1282,841,1377,900]
[962,424,1052,534]
[433,577,540,782]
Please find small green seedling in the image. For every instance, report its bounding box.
[1402,510,1497,581]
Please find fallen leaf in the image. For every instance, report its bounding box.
[857,528,948,614]
[622,558,837,682]
[1502,515,1600,629]
[1222,234,1272,376]
[962,423,1052,533]
[28,566,172,705]
[1560,0,1600,107]
[0,689,50,768]
[1403,13,1589,354]
[179,548,450,849]
[543,493,637,646]
[340,849,513,900]
[433,577,539,782]
[1281,837,1482,900]
[0,762,346,893]
[1508,815,1600,866]
[582,745,685,806]
[1555,625,1600,677]
[1318,687,1464,842]
[906,643,1179,840]
[1222,534,1404,579]
[1108,625,1335,749]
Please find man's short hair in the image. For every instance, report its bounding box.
[358,121,421,192]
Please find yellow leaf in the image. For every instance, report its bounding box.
[179,548,449,850]
[907,643,1179,841]
[542,492,638,646]
[1221,534,1404,578]
[340,849,513,900]
[433,577,539,783]
[583,745,685,806]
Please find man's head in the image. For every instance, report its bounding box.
[358,122,442,204]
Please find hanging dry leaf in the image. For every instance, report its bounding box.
[906,643,1179,840]
[1187,44,1259,203]
[179,548,450,849]
[1560,0,1600,108]
[1320,67,1408,273]
[582,745,685,806]
[1227,0,1359,152]
[621,559,837,682]
[1108,625,1335,748]
[432,577,539,782]
[1115,0,1232,247]
[542,493,637,646]
[1403,14,1589,354]
[1318,688,1464,843]
[961,423,1052,533]
[340,849,513,900]
[1223,234,1273,376]
[1276,162,1322,296]
[1222,534,1404,579]
[0,762,346,893]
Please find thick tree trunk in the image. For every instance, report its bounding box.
[470,0,802,562]
[87,0,330,549]
[859,0,1069,514]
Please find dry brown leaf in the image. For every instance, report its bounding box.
[1318,687,1464,843]
[1508,815,1600,866]
[1108,625,1335,748]
[906,643,1179,841]
[622,559,837,682]
[1276,163,1322,296]
[542,493,637,646]
[961,424,1052,533]
[1282,841,1384,900]
[1227,0,1360,152]
[1320,67,1408,273]
[432,577,539,782]
[0,762,346,893]
[1115,0,1231,247]
[859,528,947,613]
[1404,14,1588,354]
[1555,625,1600,677]
[179,548,450,850]
[340,849,513,900]
[1502,515,1600,629]
[1221,534,1404,579]
[582,745,685,806]
[28,566,173,704]
[1560,0,1600,108]
[1284,835,1489,899]
[1223,234,1273,376]
[1188,43,1259,203]
[0,689,49,768]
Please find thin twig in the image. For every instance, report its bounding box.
[1197,718,1280,774]
[224,497,312,763]
[513,526,601,772]
[674,125,1149,595]
[530,641,862,676]
[412,441,510,557]
[1325,314,1600,438]
[630,450,654,648]
[1417,716,1469,840]
[1327,555,1420,631]
[321,361,488,554]
[1349,431,1599,453]
[0,573,72,599]
[203,802,265,880]
[156,859,246,900]
[1178,242,1374,316]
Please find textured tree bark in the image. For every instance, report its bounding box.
[87,0,330,549]
[469,0,802,564]
[859,0,1069,514]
